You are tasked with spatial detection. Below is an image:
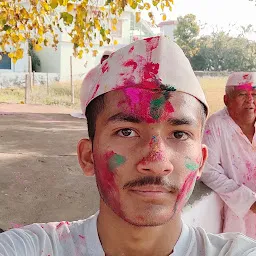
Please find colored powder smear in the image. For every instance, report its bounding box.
[107,152,126,172]
[173,172,197,214]
[185,157,199,172]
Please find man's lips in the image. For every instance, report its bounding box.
[129,186,170,193]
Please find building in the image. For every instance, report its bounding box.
[158,20,178,41]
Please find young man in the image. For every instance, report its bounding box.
[201,72,256,239]
[1,36,256,256]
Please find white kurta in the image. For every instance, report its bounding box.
[1,212,256,256]
[201,107,256,238]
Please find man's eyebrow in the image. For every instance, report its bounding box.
[107,113,142,124]
[167,117,197,126]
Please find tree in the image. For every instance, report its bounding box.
[190,29,256,71]
[0,0,174,63]
[173,14,200,60]
[28,41,41,71]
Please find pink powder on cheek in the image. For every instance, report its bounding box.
[173,172,197,214]
[93,152,123,216]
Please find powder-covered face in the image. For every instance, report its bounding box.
[226,86,256,120]
[92,89,206,226]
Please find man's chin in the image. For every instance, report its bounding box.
[119,211,176,227]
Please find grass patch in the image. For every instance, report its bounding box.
[0,77,228,114]
[0,81,82,109]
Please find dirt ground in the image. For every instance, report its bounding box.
[0,103,99,231]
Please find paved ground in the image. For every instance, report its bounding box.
[0,103,99,230]
[0,102,210,231]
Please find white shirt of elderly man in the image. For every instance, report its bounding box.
[201,72,256,239]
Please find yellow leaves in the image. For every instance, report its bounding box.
[92,50,98,57]
[16,48,23,59]
[11,34,19,43]
[38,27,44,36]
[78,49,83,59]
[42,1,51,10]
[18,24,25,30]
[112,18,117,25]
[111,24,117,31]
[162,13,167,21]
[0,0,175,63]
[144,3,151,10]
[18,33,26,42]
[94,18,101,31]
[8,49,23,63]
[135,12,141,23]
[67,3,74,12]
[152,0,159,6]
[34,44,42,51]
[60,12,74,25]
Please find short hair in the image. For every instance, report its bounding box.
[225,86,235,97]
[85,94,207,141]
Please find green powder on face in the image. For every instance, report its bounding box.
[150,95,165,120]
[185,158,200,171]
[108,154,126,171]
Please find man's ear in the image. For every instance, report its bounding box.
[77,139,95,176]
[224,95,228,106]
[196,144,208,179]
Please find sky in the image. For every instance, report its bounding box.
[153,0,256,39]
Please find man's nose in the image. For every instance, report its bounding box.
[247,93,254,102]
[137,137,174,176]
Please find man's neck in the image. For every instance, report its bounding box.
[227,109,255,142]
[97,202,182,256]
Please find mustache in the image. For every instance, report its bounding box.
[123,176,180,192]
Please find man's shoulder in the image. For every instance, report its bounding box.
[0,212,100,256]
[206,108,227,124]
[192,226,256,255]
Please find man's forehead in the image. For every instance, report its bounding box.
[102,89,202,118]
[233,86,256,92]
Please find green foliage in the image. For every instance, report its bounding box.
[174,14,256,71]
[173,14,200,60]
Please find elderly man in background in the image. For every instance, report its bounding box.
[201,72,256,239]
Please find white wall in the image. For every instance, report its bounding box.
[160,24,177,41]
[36,46,61,73]
[59,42,99,81]
[182,191,224,234]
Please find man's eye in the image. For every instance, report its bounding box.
[171,131,189,141]
[117,129,137,137]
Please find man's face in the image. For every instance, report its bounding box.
[225,86,256,120]
[80,88,207,226]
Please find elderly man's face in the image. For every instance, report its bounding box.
[225,86,256,120]
[79,89,207,226]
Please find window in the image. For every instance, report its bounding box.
[0,53,11,69]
